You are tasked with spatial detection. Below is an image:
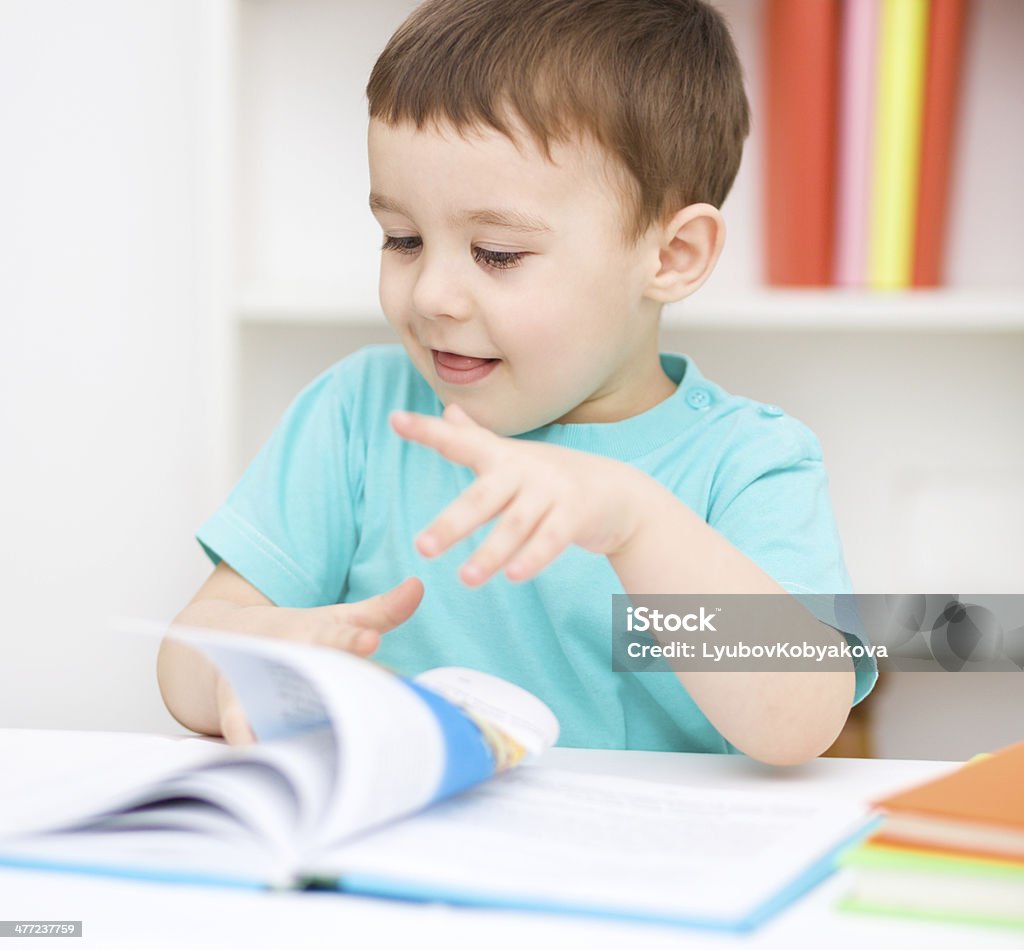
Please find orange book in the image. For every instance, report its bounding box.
[871,740,1024,860]
[764,0,841,285]
[912,0,970,286]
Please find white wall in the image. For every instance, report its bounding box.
[0,1,222,732]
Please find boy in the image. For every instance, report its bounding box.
[158,0,877,764]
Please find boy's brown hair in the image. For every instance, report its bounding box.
[366,0,750,244]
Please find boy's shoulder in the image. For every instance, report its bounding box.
[319,343,437,413]
[324,342,416,382]
[677,355,824,466]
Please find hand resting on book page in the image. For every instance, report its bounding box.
[159,565,425,743]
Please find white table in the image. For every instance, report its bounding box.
[0,731,1020,950]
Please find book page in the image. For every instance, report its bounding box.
[166,625,448,844]
[305,767,870,925]
[0,731,225,837]
[414,667,559,760]
[0,727,339,882]
[0,823,287,888]
[107,747,308,860]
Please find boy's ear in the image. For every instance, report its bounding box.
[643,203,725,304]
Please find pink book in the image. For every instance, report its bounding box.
[834,0,879,286]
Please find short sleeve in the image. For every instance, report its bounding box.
[196,356,364,608]
[707,414,878,707]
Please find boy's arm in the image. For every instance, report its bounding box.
[157,563,424,739]
[608,478,856,767]
[156,563,274,738]
[389,406,857,767]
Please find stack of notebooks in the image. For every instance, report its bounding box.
[764,0,970,287]
[838,740,1024,930]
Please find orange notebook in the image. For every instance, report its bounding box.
[912,0,970,286]
[764,0,841,285]
[871,740,1024,860]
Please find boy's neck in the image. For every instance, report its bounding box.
[551,357,677,426]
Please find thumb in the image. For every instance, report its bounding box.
[345,576,424,632]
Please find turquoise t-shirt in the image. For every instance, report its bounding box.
[197,344,877,752]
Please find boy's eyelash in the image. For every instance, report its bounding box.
[380,235,525,271]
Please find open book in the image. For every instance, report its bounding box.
[0,622,877,932]
[0,623,558,888]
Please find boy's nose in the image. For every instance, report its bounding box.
[410,254,473,323]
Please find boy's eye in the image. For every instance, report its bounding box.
[380,235,525,271]
[472,247,524,271]
[381,235,422,255]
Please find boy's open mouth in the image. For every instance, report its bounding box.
[431,349,500,384]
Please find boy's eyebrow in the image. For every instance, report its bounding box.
[369,193,552,234]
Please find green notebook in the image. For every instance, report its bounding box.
[837,841,1024,930]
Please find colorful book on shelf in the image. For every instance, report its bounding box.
[837,740,1024,929]
[912,0,969,287]
[0,621,878,934]
[834,0,880,287]
[868,0,931,289]
[763,0,841,286]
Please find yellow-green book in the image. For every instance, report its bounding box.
[868,0,930,289]
[837,841,1024,930]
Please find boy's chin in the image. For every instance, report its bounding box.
[434,396,547,438]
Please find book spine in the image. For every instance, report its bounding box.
[835,0,880,287]
[403,680,499,800]
[868,0,931,289]
[912,0,969,286]
[764,0,841,286]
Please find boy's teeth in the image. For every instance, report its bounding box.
[436,351,492,370]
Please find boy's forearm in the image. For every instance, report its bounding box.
[156,600,235,737]
[608,476,855,767]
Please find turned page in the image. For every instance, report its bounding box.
[172,624,559,850]
[170,625,452,847]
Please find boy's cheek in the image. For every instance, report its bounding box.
[378,275,408,327]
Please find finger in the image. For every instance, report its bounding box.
[221,701,256,745]
[307,614,387,655]
[265,604,376,654]
[502,511,572,582]
[443,402,477,426]
[336,576,425,633]
[216,677,255,744]
[416,472,518,558]
[390,410,494,470]
[459,493,553,586]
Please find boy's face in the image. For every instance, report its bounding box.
[368,117,671,436]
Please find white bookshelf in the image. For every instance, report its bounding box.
[236,286,1024,331]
